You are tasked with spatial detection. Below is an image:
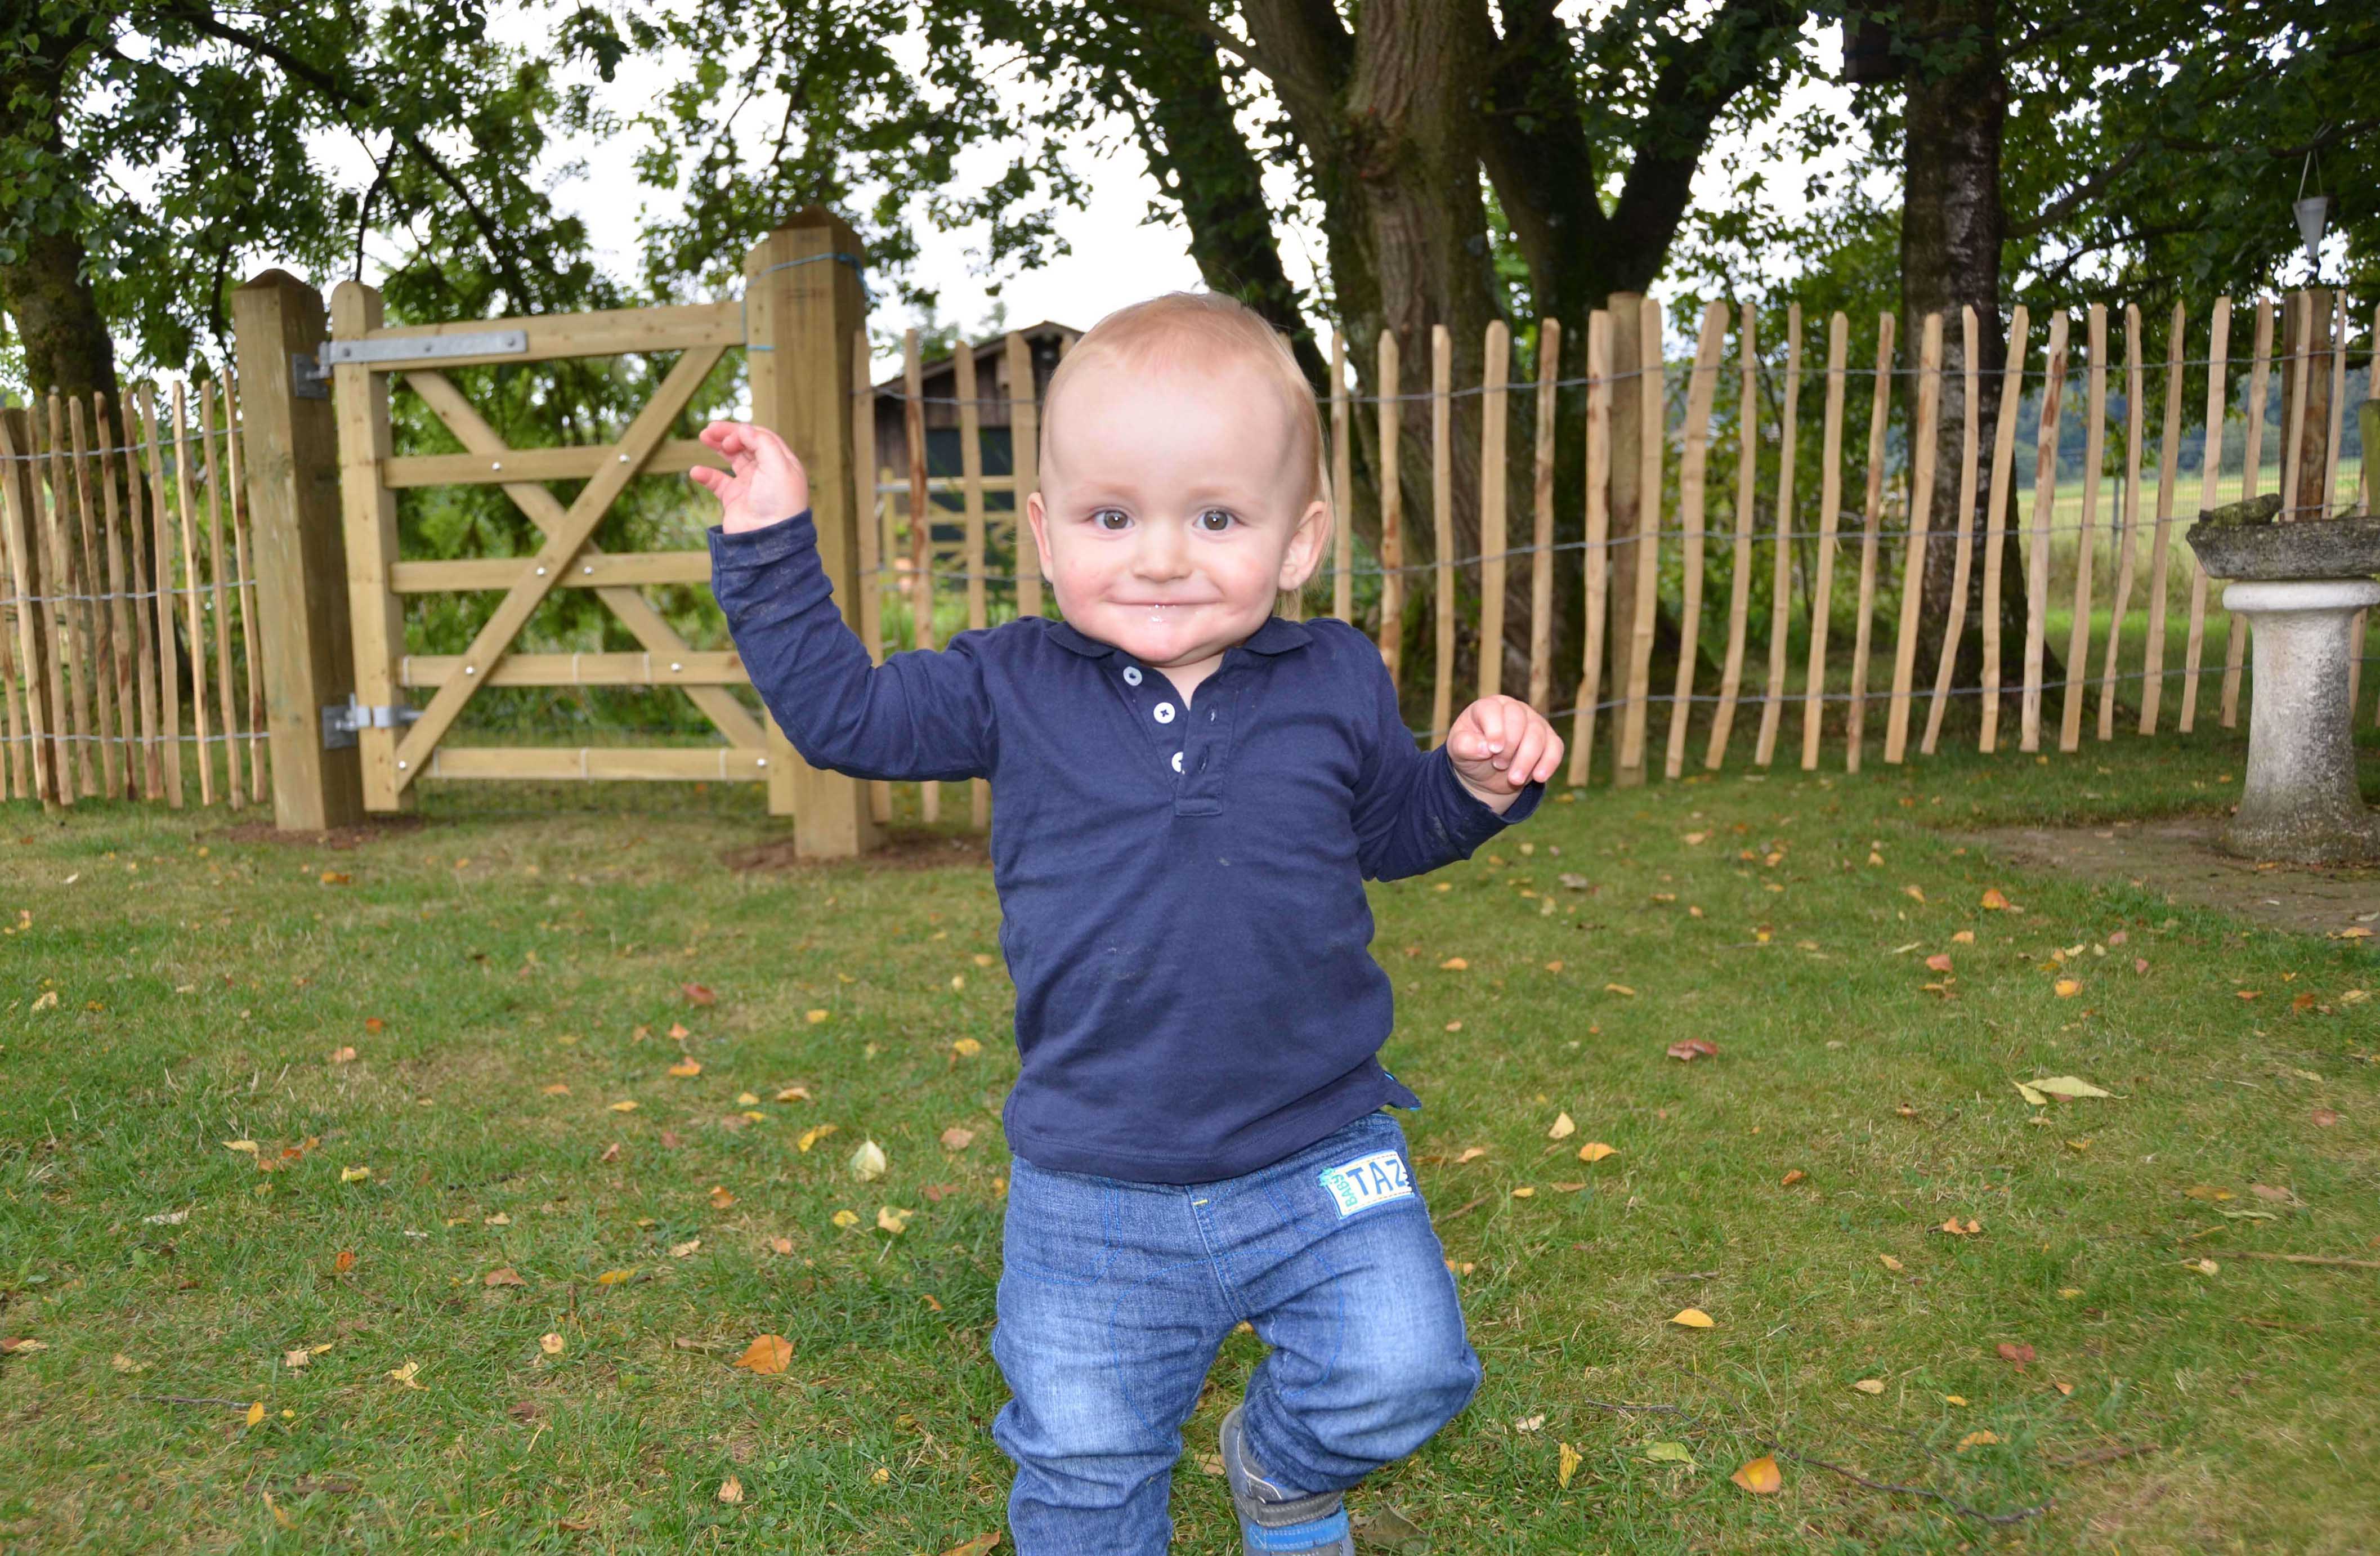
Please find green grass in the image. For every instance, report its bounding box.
[2,732,2375,1552]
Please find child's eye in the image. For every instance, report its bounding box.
[1091,508,1130,531]
[1196,508,1236,534]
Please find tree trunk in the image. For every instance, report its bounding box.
[0,21,119,409]
[1897,0,2051,703]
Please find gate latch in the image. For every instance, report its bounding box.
[323,695,422,750]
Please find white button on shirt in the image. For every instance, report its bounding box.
[1153,702,1176,724]
[1171,751,1184,773]
[1122,665,1143,686]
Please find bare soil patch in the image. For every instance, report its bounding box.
[1970,813,2380,936]
[722,825,990,874]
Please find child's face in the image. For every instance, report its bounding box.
[1026,352,1328,673]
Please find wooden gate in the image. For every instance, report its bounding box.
[320,216,875,850]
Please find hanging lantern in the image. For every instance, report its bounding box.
[2294,153,2329,279]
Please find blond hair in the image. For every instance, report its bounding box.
[1040,291,1328,512]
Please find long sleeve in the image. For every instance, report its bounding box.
[1349,638,1541,881]
[708,508,996,783]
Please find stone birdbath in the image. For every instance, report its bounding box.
[2185,493,2380,865]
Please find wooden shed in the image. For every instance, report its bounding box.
[865,321,1080,517]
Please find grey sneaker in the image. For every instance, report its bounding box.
[1219,1402,1357,1555]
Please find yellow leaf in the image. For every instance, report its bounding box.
[1938,1217,1981,1236]
[2184,1184,2234,1202]
[1904,885,1926,903]
[951,974,966,991]
[876,1205,914,1233]
[733,1335,791,1375]
[806,1009,830,1024]
[1980,888,2011,910]
[1957,1430,2001,1450]
[718,1474,744,1505]
[1669,1308,1715,1329]
[540,1333,565,1356]
[610,1100,639,1113]
[1951,929,1975,944]
[1557,1441,1583,1490]
[871,1466,892,1485]
[1943,1394,1968,1406]
[1730,1456,1782,1495]
[2058,1287,2083,1300]
[484,1213,510,1226]
[1577,1141,1617,1163]
[594,1268,634,1286]
[2054,978,2082,998]
[1604,983,1636,997]
[669,1059,702,1078]
[736,1092,759,1107]
[1853,1379,1885,1395]
[1455,1146,1489,1163]
[1439,956,1470,971]
[669,1239,701,1258]
[541,1084,570,1097]
[245,1401,266,1428]
[951,1038,982,1057]
[831,1209,860,1228]
[1510,1186,1535,1199]
[1878,1254,1904,1272]
[710,1185,736,1209]
[223,1139,259,1154]
[775,1086,812,1103]
[387,1360,422,1389]
[2014,1080,2050,1106]
[797,1124,838,1152]
[849,1139,888,1180]
[2030,1075,2113,1099]
[1547,1111,1576,1140]
[2186,1258,2220,1276]
[339,1165,371,1183]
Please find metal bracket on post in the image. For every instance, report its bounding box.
[318,330,529,369]
[290,352,330,400]
[323,694,422,750]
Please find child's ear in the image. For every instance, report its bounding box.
[1025,490,1054,582]
[1280,498,1331,590]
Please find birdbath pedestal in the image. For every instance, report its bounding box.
[2185,496,2380,865]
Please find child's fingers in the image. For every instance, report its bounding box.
[687,464,728,494]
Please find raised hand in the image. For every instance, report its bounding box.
[1445,695,1563,810]
[690,421,812,534]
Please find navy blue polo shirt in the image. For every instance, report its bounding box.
[709,509,1542,1184]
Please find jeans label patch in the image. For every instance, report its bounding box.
[1318,1149,1413,1218]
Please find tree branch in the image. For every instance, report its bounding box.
[2010,117,2380,238]
[144,2,540,311]
[1122,0,1344,122]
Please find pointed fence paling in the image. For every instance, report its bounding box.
[0,377,266,809]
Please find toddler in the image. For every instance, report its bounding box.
[696,292,1560,1555]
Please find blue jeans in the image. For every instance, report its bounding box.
[990,1108,1481,1554]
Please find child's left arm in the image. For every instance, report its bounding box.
[1352,643,1558,880]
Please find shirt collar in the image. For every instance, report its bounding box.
[1047,615,1313,660]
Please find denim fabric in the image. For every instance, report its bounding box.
[990,1108,1480,1554]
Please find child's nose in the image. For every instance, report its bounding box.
[1131,525,1193,579]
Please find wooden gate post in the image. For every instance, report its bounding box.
[0,407,60,808]
[745,211,878,857]
[327,280,411,812]
[232,270,364,830]
[1602,293,1648,787]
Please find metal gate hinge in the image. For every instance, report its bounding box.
[323,695,422,750]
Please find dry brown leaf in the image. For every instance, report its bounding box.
[598,1142,621,1163]
[2311,1108,2341,1127]
[775,1085,813,1102]
[1455,1146,1489,1164]
[1925,954,1954,974]
[484,1266,526,1289]
[1780,1169,1807,1187]
[1878,1254,1904,1272]
[333,1249,356,1273]
[1957,1431,2000,1450]
[1666,1038,1717,1062]
[941,1126,977,1150]
[1980,888,2011,910]
[683,983,716,1006]
[1852,1378,1885,1395]
[733,1335,791,1375]
[669,1239,701,1259]
[717,1474,744,1504]
[1996,1342,2035,1369]
[1938,1218,1981,1236]
[328,1046,357,1064]
[668,1058,702,1078]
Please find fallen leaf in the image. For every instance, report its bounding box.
[1455,1146,1489,1163]
[1904,884,1926,903]
[1439,956,1469,971]
[797,1124,838,1151]
[951,1038,982,1057]
[223,1139,259,1155]
[1780,1169,1807,1187]
[540,1083,570,1097]
[246,1401,266,1428]
[1951,929,1975,944]
[1925,954,1954,973]
[484,1213,511,1226]
[1938,1218,1981,1236]
[1943,1394,1969,1406]
[715,1474,744,1505]
[2029,1075,2113,1099]
[1547,1111,1576,1140]
[2311,1108,2340,1128]
[1878,1254,1904,1272]
[668,1059,702,1078]
[683,983,716,1005]
[1604,983,1637,997]
[709,1185,736,1209]
[734,1335,791,1375]
[387,1360,422,1389]
[111,1353,146,1373]
[1558,1441,1583,1489]
[1852,1378,1885,1395]
[669,1239,701,1258]
[668,1022,690,1040]
[941,1126,976,1150]
[831,1209,860,1228]
[2014,1080,2050,1106]
[2184,1185,2234,1202]
[1643,1440,1695,1466]
[609,1100,639,1113]
[329,1046,357,1063]
[1669,1308,1715,1329]
[484,1266,527,1288]
[770,1237,795,1255]
[1666,1038,1718,1062]
[1577,1142,1617,1164]
[598,1142,621,1163]
[594,1268,634,1286]
[1730,1456,1782,1495]
[1981,889,2011,910]
[2185,1258,2220,1276]
[1957,1431,2001,1450]
[339,1165,372,1183]
[540,1333,565,1356]
[1996,1342,2035,1369]
[333,1249,356,1272]
[2250,1183,2295,1204]
[1509,1186,1535,1199]
[876,1206,914,1233]
[775,1085,813,1102]
[849,1139,888,1181]
[2054,978,2082,998]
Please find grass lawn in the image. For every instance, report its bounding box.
[2,730,2375,1553]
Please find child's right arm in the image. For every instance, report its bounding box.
[695,422,995,784]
